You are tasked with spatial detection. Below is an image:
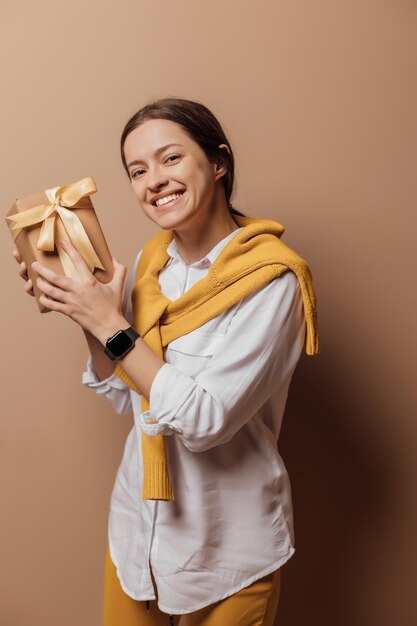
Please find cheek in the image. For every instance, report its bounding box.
[195,157,215,185]
[177,157,205,180]
[183,163,210,190]
[131,182,146,201]
[130,187,149,214]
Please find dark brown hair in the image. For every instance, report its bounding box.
[120,97,245,217]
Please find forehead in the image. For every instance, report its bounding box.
[124,119,196,161]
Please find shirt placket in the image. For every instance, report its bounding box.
[148,259,190,576]
[146,255,207,611]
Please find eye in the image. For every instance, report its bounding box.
[130,168,144,179]
[165,154,180,163]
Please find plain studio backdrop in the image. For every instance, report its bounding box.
[1,2,416,625]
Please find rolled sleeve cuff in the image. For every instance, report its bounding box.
[137,363,192,436]
[81,354,129,395]
[134,410,179,436]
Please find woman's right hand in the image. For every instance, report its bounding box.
[12,248,35,297]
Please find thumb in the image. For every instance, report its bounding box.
[112,257,127,284]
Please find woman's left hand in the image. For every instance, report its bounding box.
[31,239,128,343]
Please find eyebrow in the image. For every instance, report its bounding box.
[127,143,184,168]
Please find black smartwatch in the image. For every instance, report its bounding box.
[104,326,140,361]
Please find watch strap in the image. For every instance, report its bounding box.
[123,326,140,342]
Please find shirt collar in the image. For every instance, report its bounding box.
[166,227,244,268]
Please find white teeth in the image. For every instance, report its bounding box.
[155,192,184,207]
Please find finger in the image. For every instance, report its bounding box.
[60,239,91,275]
[18,261,28,278]
[112,258,128,290]
[12,248,23,263]
[38,292,67,313]
[31,260,71,290]
[36,276,69,303]
[24,278,35,296]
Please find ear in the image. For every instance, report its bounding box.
[219,143,231,155]
[214,144,230,181]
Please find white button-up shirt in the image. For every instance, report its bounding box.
[82,227,306,615]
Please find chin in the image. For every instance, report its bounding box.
[154,205,195,226]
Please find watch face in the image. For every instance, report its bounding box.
[108,330,133,355]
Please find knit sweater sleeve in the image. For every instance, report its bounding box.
[81,249,142,415]
[140,270,306,452]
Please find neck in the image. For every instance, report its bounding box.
[171,194,240,266]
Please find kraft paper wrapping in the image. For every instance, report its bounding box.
[5,177,114,313]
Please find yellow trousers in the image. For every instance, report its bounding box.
[103,544,281,626]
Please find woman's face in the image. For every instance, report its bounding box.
[123,118,228,232]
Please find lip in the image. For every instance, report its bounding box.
[152,189,185,206]
[154,191,186,212]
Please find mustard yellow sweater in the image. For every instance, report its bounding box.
[114,215,320,501]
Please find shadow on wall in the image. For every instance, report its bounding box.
[277,351,400,626]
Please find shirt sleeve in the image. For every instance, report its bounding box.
[140,270,306,452]
[81,249,143,416]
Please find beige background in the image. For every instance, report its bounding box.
[1,1,416,625]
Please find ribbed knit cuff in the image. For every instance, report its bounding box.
[141,430,175,501]
[142,458,175,501]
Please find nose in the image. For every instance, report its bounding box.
[146,164,170,192]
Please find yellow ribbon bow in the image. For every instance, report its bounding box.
[6,176,105,277]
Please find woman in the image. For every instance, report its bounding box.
[12,97,319,626]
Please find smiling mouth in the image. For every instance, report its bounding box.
[154,191,186,210]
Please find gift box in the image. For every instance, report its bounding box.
[5,176,114,313]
